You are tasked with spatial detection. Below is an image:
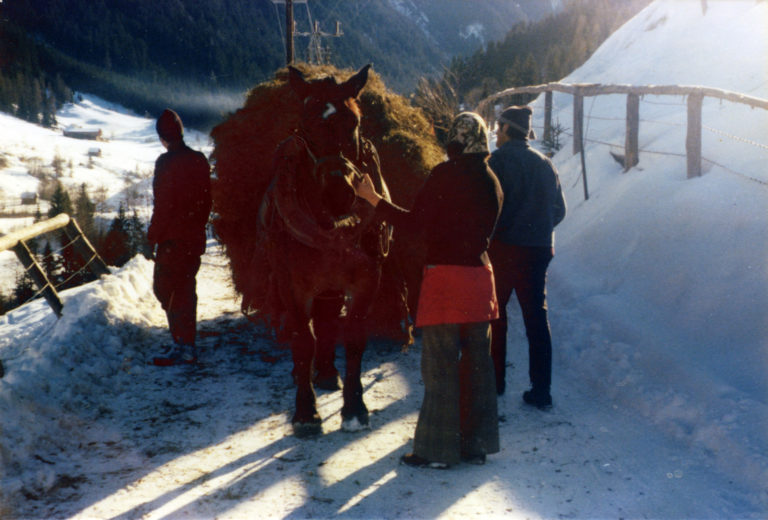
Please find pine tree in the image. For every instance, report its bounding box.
[42,92,58,128]
[12,269,37,308]
[101,202,131,266]
[48,181,73,218]
[128,209,150,259]
[74,183,97,242]
[0,291,10,316]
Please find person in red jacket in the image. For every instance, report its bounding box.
[358,112,502,468]
[148,109,212,366]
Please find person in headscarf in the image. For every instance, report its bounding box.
[148,108,212,366]
[357,112,502,468]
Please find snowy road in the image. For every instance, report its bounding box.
[8,247,761,519]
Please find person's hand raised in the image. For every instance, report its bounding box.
[356,173,382,207]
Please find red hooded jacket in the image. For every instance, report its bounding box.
[147,140,212,255]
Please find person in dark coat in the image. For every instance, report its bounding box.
[148,108,212,366]
[358,112,502,468]
[488,105,566,407]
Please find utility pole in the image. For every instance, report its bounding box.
[285,0,294,65]
[298,19,343,65]
[272,0,341,66]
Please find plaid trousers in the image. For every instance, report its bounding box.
[413,321,499,465]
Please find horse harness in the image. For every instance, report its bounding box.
[260,133,392,260]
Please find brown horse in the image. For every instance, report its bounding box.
[258,64,392,436]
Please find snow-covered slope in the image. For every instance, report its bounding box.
[0,95,211,295]
[1,1,767,518]
[531,0,768,499]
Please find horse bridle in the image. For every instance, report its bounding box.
[268,134,391,258]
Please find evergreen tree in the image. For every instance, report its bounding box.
[74,183,97,242]
[101,202,131,266]
[12,269,37,308]
[442,0,652,104]
[127,209,150,259]
[42,91,58,128]
[47,181,73,218]
[0,291,10,316]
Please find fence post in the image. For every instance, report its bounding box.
[543,90,553,144]
[686,91,703,178]
[625,93,640,171]
[12,241,63,317]
[572,89,584,156]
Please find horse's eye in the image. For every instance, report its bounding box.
[322,103,337,119]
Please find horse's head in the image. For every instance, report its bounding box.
[312,155,362,228]
[288,64,371,160]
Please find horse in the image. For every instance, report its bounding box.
[257,64,393,437]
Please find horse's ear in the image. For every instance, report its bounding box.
[288,66,310,99]
[343,64,372,99]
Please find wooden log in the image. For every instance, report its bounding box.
[543,90,553,144]
[12,241,63,317]
[687,92,704,178]
[573,89,584,156]
[625,93,640,171]
[475,82,768,115]
[0,213,71,253]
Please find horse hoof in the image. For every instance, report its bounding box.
[314,374,343,392]
[341,415,370,433]
[293,421,323,438]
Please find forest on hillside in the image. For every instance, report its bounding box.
[0,0,649,130]
[0,0,532,128]
[410,0,650,143]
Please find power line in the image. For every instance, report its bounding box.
[271,0,342,65]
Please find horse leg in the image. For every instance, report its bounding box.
[291,319,322,437]
[340,304,370,432]
[311,292,344,391]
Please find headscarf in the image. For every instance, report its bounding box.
[446,111,490,156]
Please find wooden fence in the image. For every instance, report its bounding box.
[476,82,768,180]
[0,214,110,317]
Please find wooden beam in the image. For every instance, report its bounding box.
[625,93,640,171]
[12,241,63,317]
[572,89,584,156]
[543,90,553,145]
[0,213,71,253]
[475,82,768,116]
[687,92,704,178]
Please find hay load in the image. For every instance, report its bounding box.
[210,63,444,341]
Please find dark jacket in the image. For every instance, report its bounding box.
[375,153,502,267]
[489,140,566,248]
[147,141,212,254]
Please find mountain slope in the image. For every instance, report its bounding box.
[0,0,564,128]
[534,0,768,496]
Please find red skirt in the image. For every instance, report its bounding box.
[415,264,499,327]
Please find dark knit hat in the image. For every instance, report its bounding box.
[498,105,536,140]
[156,108,184,142]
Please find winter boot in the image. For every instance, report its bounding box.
[522,388,552,410]
[152,344,198,366]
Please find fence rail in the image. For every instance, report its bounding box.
[475,82,768,184]
[0,214,110,317]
